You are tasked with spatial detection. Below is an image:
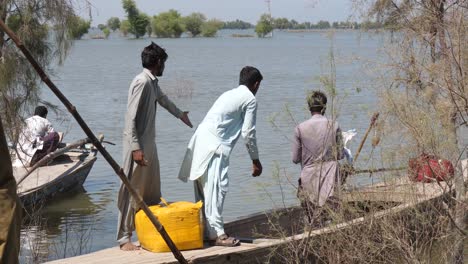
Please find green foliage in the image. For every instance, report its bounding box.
[223,19,253,29]
[107,17,121,31]
[6,14,22,32]
[273,17,290,30]
[97,24,106,31]
[151,10,185,38]
[183,13,206,37]
[255,14,273,38]
[102,27,111,39]
[122,0,149,38]
[270,18,361,30]
[68,15,91,40]
[132,13,150,38]
[201,19,223,37]
[122,0,138,18]
[0,0,80,141]
[120,19,131,37]
[316,20,331,29]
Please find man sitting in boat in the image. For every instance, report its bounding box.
[179,66,263,247]
[14,106,60,167]
[291,91,344,227]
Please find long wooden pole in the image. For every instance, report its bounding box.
[353,166,406,175]
[0,19,188,264]
[353,112,379,163]
[17,137,91,185]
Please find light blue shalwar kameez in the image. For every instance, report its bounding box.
[178,85,259,239]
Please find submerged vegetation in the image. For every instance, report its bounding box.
[67,16,91,40]
[255,14,274,38]
[122,0,149,39]
[92,2,380,39]
[0,0,465,262]
[151,10,185,38]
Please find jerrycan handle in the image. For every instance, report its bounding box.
[160,197,169,207]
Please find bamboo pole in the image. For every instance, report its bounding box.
[353,166,406,175]
[0,19,188,264]
[353,112,379,163]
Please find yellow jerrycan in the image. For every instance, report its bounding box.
[135,198,204,252]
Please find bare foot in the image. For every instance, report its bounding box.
[120,242,139,251]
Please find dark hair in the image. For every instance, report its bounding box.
[307,91,327,113]
[141,42,168,69]
[239,66,263,88]
[34,106,48,118]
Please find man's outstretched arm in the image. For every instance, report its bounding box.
[156,85,193,128]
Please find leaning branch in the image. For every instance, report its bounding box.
[17,137,91,185]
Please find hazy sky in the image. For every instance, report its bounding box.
[81,0,353,25]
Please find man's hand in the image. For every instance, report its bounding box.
[132,149,148,166]
[252,159,262,177]
[180,111,193,128]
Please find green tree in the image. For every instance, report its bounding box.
[316,20,331,29]
[255,14,273,38]
[223,19,253,29]
[68,15,91,39]
[0,0,84,141]
[290,19,299,29]
[120,19,131,37]
[107,17,121,31]
[273,17,290,29]
[201,19,223,37]
[103,27,110,39]
[152,9,184,38]
[183,12,206,37]
[122,0,149,38]
[97,24,106,31]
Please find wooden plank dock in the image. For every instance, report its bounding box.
[47,160,468,264]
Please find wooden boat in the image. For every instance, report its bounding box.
[47,160,467,264]
[13,140,98,207]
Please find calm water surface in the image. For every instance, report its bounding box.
[20,30,387,262]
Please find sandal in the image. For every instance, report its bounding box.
[214,234,240,247]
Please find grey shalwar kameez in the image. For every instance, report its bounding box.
[117,69,183,245]
[292,114,344,221]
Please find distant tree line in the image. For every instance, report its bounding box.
[223,19,254,29]
[272,17,382,30]
[112,0,224,38]
[255,14,384,37]
[91,1,386,40]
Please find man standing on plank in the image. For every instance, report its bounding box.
[179,66,263,247]
[118,42,193,251]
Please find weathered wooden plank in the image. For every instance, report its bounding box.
[46,169,466,264]
[46,243,270,264]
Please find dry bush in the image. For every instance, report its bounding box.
[19,198,95,263]
[264,1,467,262]
[266,195,453,264]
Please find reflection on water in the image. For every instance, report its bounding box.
[20,188,106,263]
[20,29,389,262]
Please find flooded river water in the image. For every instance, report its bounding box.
[19,29,389,262]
